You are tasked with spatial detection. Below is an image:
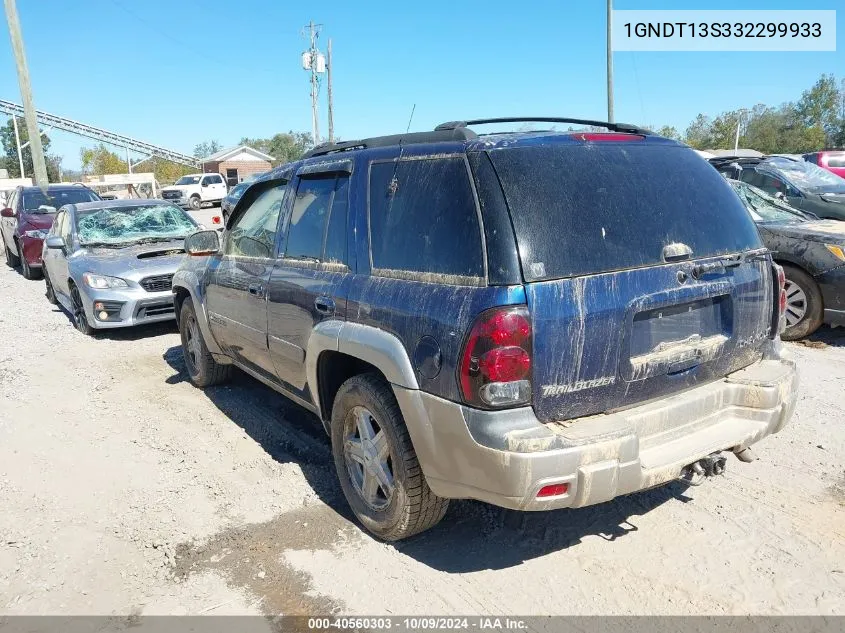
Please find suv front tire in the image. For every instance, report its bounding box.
[331,373,449,541]
[179,299,232,387]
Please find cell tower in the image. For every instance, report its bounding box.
[302,22,326,146]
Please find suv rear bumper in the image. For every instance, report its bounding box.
[394,347,798,511]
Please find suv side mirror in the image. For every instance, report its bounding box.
[38,205,57,214]
[185,229,220,256]
[45,235,65,250]
[0,207,15,218]
[201,182,209,187]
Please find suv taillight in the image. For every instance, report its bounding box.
[459,306,532,408]
[773,263,787,335]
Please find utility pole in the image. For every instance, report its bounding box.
[734,109,747,153]
[126,147,132,174]
[606,0,614,123]
[11,115,24,177]
[4,0,49,186]
[302,21,323,146]
[327,38,334,143]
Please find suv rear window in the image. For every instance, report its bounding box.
[368,157,484,281]
[488,144,762,281]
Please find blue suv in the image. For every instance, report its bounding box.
[173,118,799,540]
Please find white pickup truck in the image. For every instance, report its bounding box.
[160,173,228,230]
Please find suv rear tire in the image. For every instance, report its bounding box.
[179,298,232,387]
[330,373,449,541]
[781,265,823,341]
[4,243,20,268]
[20,252,40,280]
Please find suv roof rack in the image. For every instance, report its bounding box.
[300,117,650,160]
[435,117,650,135]
[301,128,478,159]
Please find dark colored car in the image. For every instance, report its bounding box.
[220,181,251,220]
[1,184,101,279]
[803,150,845,179]
[172,118,797,541]
[728,179,845,339]
[711,155,845,221]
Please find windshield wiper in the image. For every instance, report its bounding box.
[81,241,126,249]
[130,236,187,245]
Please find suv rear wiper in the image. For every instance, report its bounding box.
[692,250,769,279]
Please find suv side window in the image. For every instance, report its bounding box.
[225,184,287,258]
[368,157,484,280]
[285,174,350,264]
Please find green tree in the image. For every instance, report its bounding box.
[80,144,128,175]
[0,116,61,181]
[193,140,222,159]
[796,74,841,143]
[655,126,681,141]
[239,131,314,166]
[684,114,713,149]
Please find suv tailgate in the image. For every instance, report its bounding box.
[486,139,775,422]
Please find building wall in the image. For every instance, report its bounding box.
[203,160,271,184]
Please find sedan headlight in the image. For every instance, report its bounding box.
[824,244,845,262]
[82,272,129,289]
[23,229,48,239]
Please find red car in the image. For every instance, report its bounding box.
[1,184,101,279]
[803,150,845,178]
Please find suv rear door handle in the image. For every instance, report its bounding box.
[248,283,265,297]
[315,296,335,315]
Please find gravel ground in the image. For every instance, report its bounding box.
[1,262,844,617]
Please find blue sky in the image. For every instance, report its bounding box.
[0,0,842,170]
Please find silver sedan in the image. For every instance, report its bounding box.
[40,199,198,335]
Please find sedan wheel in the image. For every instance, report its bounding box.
[780,265,824,341]
[343,406,396,511]
[44,269,57,304]
[783,280,807,328]
[70,285,94,336]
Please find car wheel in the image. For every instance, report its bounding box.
[44,269,57,304]
[331,373,449,541]
[20,252,40,280]
[179,298,232,387]
[189,195,201,210]
[4,242,20,268]
[780,265,824,341]
[70,283,94,336]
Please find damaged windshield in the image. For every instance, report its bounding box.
[76,204,196,246]
[764,158,845,194]
[729,180,810,223]
[174,175,202,186]
[23,188,99,213]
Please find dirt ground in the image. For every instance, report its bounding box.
[1,262,844,618]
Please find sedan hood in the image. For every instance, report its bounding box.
[71,240,187,280]
[762,219,845,244]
